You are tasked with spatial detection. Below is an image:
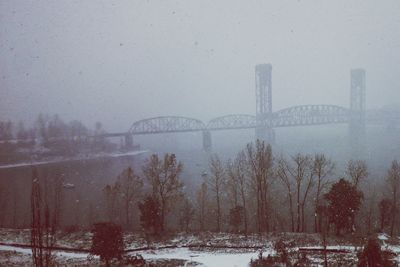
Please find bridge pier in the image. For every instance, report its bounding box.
[349,68,366,157]
[124,133,133,150]
[202,130,212,152]
[255,124,275,144]
[255,63,275,144]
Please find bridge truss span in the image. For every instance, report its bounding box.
[129,116,206,135]
[273,105,350,127]
[127,105,352,136]
[207,114,256,131]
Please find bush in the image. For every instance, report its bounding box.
[249,247,291,267]
[357,238,396,267]
[63,225,80,234]
[249,252,282,267]
[138,195,162,236]
[293,253,311,267]
[274,239,292,263]
[90,222,124,267]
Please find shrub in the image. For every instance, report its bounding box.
[357,238,396,267]
[90,222,124,267]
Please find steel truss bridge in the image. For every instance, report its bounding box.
[103,105,399,149]
[100,65,400,151]
[128,105,350,134]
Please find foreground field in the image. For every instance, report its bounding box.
[0,229,399,266]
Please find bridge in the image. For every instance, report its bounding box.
[100,64,400,152]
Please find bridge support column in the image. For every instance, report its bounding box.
[349,68,366,157]
[255,63,275,144]
[124,134,133,150]
[202,130,212,152]
[255,126,275,144]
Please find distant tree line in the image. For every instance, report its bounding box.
[0,114,116,163]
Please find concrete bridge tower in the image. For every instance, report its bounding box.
[255,64,275,144]
[349,68,366,157]
[124,133,133,150]
[202,130,212,152]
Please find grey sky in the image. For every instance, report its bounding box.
[1,0,399,132]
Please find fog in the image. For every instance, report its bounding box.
[3,3,400,264]
[1,0,400,132]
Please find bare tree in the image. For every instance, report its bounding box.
[276,156,295,232]
[179,196,195,232]
[295,154,314,233]
[208,154,225,232]
[313,154,334,233]
[103,183,120,223]
[143,153,184,232]
[364,188,377,235]
[226,159,239,208]
[278,154,313,232]
[226,151,250,234]
[0,185,9,227]
[233,151,249,234]
[378,198,392,232]
[346,159,368,231]
[31,169,43,267]
[116,167,143,229]
[30,167,63,267]
[387,160,400,236]
[12,181,18,227]
[0,120,13,141]
[245,140,273,233]
[347,160,368,189]
[196,181,208,231]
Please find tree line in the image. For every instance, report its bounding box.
[25,139,400,266]
[0,114,115,163]
[86,140,400,237]
[26,139,400,237]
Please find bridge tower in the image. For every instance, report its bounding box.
[349,68,366,157]
[255,64,275,144]
[202,130,212,152]
[124,133,133,150]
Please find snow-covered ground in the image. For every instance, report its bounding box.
[140,248,262,267]
[0,244,260,266]
[0,244,98,267]
[1,229,400,266]
[0,245,91,259]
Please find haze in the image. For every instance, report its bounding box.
[1,0,400,132]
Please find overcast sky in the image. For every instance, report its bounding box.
[1,0,399,132]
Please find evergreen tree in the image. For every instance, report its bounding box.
[357,238,395,267]
[229,205,244,233]
[138,195,162,235]
[91,222,124,267]
[325,178,363,235]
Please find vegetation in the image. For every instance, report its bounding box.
[0,114,115,164]
[142,153,184,232]
[90,222,124,267]
[30,167,63,267]
[138,195,162,236]
[5,138,399,266]
[17,139,400,236]
[325,178,363,235]
[357,238,396,267]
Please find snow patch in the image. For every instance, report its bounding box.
[140,247,268,267]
